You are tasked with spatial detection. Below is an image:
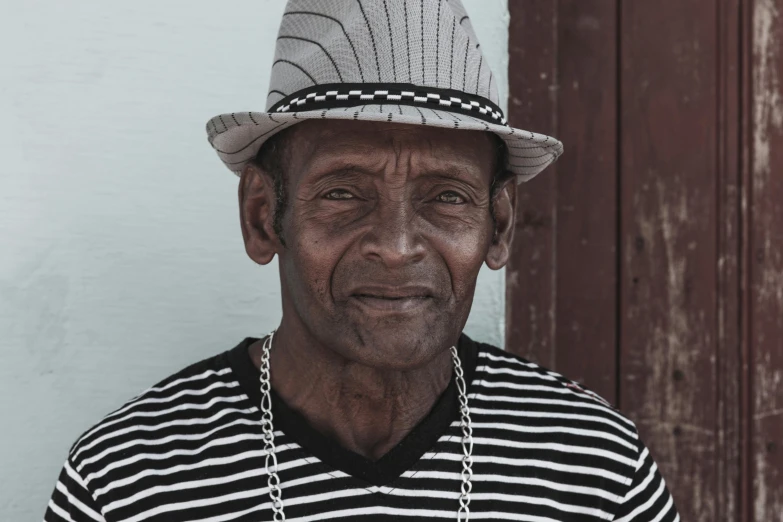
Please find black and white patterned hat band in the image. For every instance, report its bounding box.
[269,83,507,126]
[206,0,563,182]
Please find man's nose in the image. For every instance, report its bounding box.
[358,199,426,268]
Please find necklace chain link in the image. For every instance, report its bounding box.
[259,331,474,521]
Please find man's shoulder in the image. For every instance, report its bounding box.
[471,341,640,441]
[65,344,247,480]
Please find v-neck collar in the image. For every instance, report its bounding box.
[224,333,479,486]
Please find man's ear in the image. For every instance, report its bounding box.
[238,162,281,265]
[485,174,517,270]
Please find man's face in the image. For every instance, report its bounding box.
[241,119,514,370]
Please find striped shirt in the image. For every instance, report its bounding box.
[44,335,680,521]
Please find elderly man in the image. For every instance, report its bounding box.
[45,1,679,521]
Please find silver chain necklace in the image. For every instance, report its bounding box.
[258,331,475,521]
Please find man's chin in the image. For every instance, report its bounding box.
[335,310,452,370]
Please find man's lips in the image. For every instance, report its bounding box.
[349,286,434,312]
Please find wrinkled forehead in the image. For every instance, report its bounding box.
[286,119,499,179]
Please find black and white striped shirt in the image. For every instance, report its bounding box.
[45,335,680,521]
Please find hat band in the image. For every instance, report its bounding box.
[268,83,507,126]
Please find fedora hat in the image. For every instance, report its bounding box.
[206,0,563,182]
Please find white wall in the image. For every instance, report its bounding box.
[0,1,508,518]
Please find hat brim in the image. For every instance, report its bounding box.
[206,104,562,183]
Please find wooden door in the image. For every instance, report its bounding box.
[505,1,783,520]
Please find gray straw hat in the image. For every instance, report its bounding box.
[206,0,563,182]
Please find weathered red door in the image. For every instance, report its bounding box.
[506,2,783,520]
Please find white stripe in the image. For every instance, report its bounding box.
[619,448,655,502]
[471,380,636,430]
[103,447,308,513]
[470,391,637,432]
[359,94,375,100]
[647,494,676,522]
[386,94,402,100]
[471,436,637,467]
[470,420,636,451]
[349,90,362,95]
[93,433,295,496]
[613,475,669,522]
[47,500,76,522]
[326,90,338,96]
[170,473,354,522]
[74,381,241,452]
[54,481,104,522]
[122,478,362,522]
[384,489,613,519]
[314,95,326,101]
[336,94,349,100]
[76,405,255,471]
[481,365,559,382]
[424,449,630,484]
[83,421,280,484]
[72,368,232,451]
[400,470,622,503]
[122,485,275,522]
[469,406,637,439]
[289,506,561,522]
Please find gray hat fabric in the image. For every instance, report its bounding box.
[206,0,563,182]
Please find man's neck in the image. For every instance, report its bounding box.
[248,321,454,461]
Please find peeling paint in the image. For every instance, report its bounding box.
[753,0,783,186]
[752,1,783,520]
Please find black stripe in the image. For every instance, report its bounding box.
[476,55,482,94]
[382,0,396,80]
[272,59,318,85]
[277,36,344,82]
[356,0,382,82]
[435,0,441,85]
[507,155,559,169]
[284,11,365,83]
[216,122,290,157]
[462,39,469,91]
[405,1,411,82]
[268,89,289,98]
[450,18,455,88]
[465,114,491,131]
[420,0,425,84]
[413,105,427,124]
[487,71,493,99]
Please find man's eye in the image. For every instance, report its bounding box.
[323,189,355,200]
[435,191,466,204]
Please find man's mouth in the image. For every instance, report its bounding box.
[349,286,433,313]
